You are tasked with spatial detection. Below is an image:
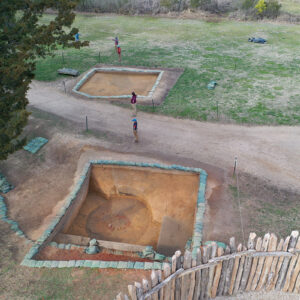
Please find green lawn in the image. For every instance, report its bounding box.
[35,14,300,125]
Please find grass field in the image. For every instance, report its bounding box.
[35,14,300,125]
[280,0,300,15]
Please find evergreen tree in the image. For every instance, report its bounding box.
[0,0,88,160]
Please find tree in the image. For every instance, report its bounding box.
[0,0,88,161]
[255,0,267,17]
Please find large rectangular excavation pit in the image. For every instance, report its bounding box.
[22,161,207,268]
[61,164,199,255]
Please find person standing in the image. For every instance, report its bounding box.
[131,91,137,116]
[117,45,121,62]
[112,36,119,52]
[75,32,80,42]
[132,118,138,143]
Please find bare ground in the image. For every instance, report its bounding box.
[0,79,299,299]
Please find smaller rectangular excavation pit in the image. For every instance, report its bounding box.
[72,66,184,105]
[22,161,207,269]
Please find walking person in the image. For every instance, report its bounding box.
[132,118,138,143]
[117,45,121,62]
[131,91,137,116]
[112,36,119,52]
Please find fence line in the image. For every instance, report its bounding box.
[115,230,300,300]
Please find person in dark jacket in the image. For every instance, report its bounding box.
[132,118,138,143]
[131,91,137,116]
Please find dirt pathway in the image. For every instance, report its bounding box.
[28,80,300,192]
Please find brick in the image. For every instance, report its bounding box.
[144,262,153,270]
[153,262,163,270]
[83,260,93,268]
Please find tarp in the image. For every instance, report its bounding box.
[23,137,48,154]
[248,37,267,44]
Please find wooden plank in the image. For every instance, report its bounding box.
[266,238,284,291]
[240,233,256,291]
[151,270,159,300]
[283,236,300,292]
[245,237,262,291]
[288,241,300,292]
[251,233,270,290]
[207,242,218,298]
[128,285,137,300]
[116,292,124,300]
[233,251,246,294]
[224,237,236,295]
[142,279,150,293]
[142,269,184,300]
[187,258,196,300]
[217,246,230,296]
[211,247,224,298]
[181,250,192,300]
[163,263,171,300]
[199,245,211,300]
[175,252,182,300]
[276,231,299,290]
[135,282,143,299]
[171,251,181,300]
[228,243,242,295]
[192,248,202,300]
[157,270,163,299]
[256,233,278,290]
[268,235,290,291]
[294,272,300,293]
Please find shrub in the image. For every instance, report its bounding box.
[255,0,267,16]
[242,0,256,10]
[265,0,281,18]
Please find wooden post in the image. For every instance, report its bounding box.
[98,51,101,63]
[128,285,137,300]
[192,248,202,300]
[211,247,225,298]
[86,116,88,132]
[245,237,262,291]
[142,279,150,294]
[284,236,300,292]
[228,243,242,295]
[268,235,290,291]
[276,231,299,290]
[233,244,245,294]
[135,282,143,299]
[217,246,230,296]
[151,270,159,300]
[181,250,192,300]
[251,233,270,290]
[171,251,181,300]
[224,237,236,295]
[288,237,300,292]
[187,258,196,300]
[163,263,171,300]
[199,245,211,300]
[63,80,66,93]
[266,238,284,291]
[157,270,164,299]
[240,232,256,291]
[256,233,278,290]
[294,272,300,293]
[207,242,218,297]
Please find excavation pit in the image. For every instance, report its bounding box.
[72,66,184,104]
[23,161,207,268]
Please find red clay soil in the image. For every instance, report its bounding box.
[35,246,154,262]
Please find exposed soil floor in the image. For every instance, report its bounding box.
[78,71,158,96]
[64,165,199,253]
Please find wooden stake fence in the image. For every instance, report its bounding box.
[115,231,300,300]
